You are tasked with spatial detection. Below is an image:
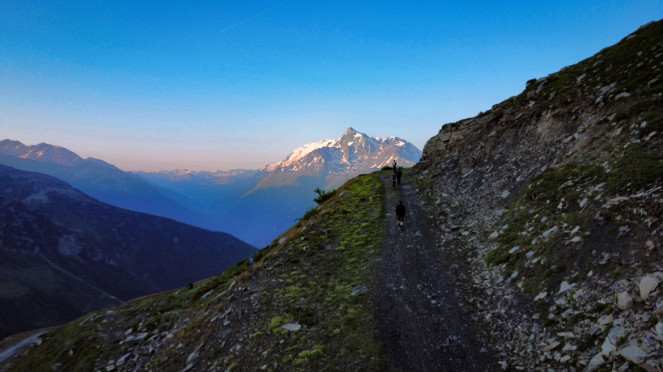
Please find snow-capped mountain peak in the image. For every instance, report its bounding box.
[257,128,422,189]
[267,138,338,172]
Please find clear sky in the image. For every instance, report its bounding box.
[1,1,661,171]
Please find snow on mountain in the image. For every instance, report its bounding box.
[256,127,422,189]
[265,139,337,172]
[136,168,258,185]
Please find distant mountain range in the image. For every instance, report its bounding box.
[0,164,256,339]
[0,139,212,230]
[135,128,422,246]
[1,128,422,247]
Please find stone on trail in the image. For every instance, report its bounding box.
[351,285,367,296]
[541,341,560,352]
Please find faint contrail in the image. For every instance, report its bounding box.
[219,3,283,34]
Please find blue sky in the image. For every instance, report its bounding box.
[1,1,661,171]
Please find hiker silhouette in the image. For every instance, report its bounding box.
[395,201,406,229]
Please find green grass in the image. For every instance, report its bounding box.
[10,172,389,371]
[607,145,663,194]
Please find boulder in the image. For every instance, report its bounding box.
[639,276,659,299]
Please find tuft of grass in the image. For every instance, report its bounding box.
[606,145,663,194]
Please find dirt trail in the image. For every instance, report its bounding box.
[371,174,495,371]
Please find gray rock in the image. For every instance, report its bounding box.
[541,341,560,352]
[608,326,628,345]
[542,226,559,239]
[186,351,199,364]
[618,225,631,237]
[572,289,584,301]
[116,353,132,366]
[351,285,367,296]
[639,275,659,299]
[617,292,632,310]
[600,337,614,356]
[588,325,602,336]
[534,291,547,301]
[558,281,574,294]
[587,353,606,371]
[655,322,663,337]
[124,332,149,343]
[619,344,648,363]
[597,314,613,326]
[281,323,302,332]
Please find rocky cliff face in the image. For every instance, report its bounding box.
[413,20,663,370]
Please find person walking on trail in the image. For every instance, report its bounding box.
[396,167,403,185]
[395,201,406,229]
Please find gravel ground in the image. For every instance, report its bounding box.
[371,174,497,371]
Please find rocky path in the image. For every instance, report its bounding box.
[371,174,495,371]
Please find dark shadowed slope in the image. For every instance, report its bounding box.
[0,164,256,339]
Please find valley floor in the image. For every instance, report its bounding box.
[371,174,496,371]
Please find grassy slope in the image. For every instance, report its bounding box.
[6,172,387,371]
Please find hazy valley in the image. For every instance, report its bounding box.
[1,128,422,247]
[0,164,256,339]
